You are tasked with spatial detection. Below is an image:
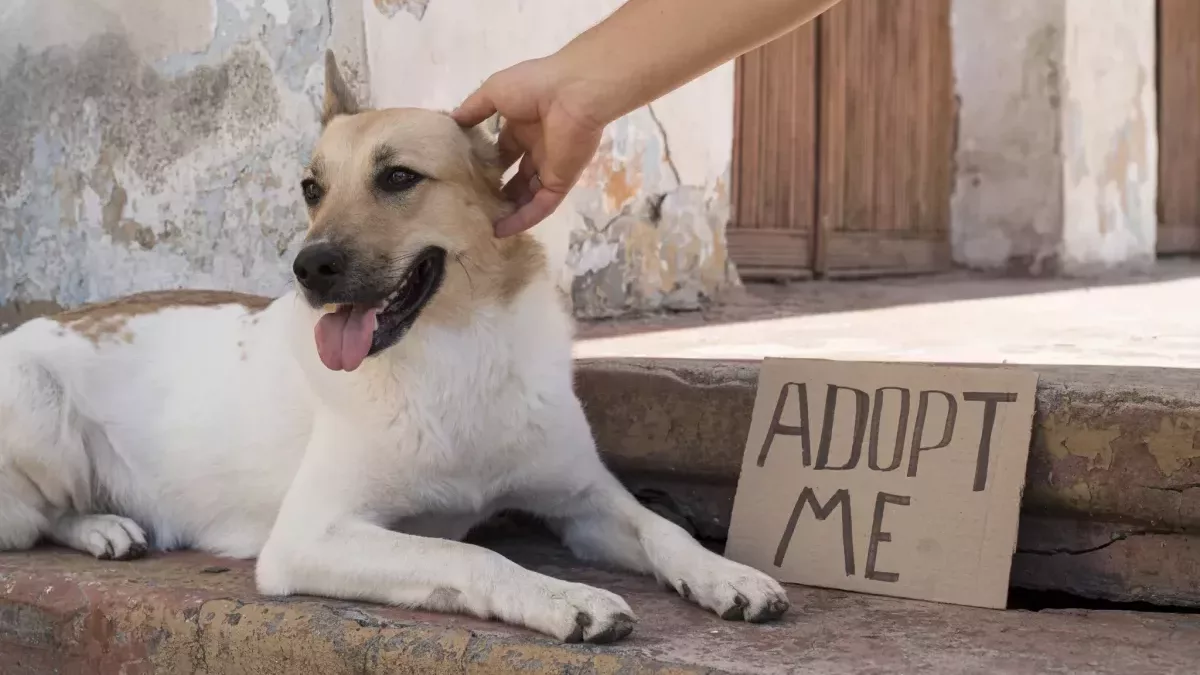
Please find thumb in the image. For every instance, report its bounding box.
[450,84,497,128]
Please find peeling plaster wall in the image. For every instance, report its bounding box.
[0,0,366,323]
[364,0,737,318]
[1059,0,1157,275]
[950,0,1157,276]
[951,1,1065,274]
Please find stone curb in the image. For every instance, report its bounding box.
[0,550,699,675]
[6,545,1200,674]
[576,358,1200,605]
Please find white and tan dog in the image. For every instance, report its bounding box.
[0,52,788,643]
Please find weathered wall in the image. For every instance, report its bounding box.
[1059,0,1158,275]
[950,0,1157,276]
[0,0,365,326]
[365,0,737,318]
[950,1,1065,274]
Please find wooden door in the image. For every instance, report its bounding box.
[1158,0,1200,255]
[728,24,820,280]
[816,0,954,277]
[728,0,955,280]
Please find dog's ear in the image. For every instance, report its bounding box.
[465,113,505,170]
[322,49,359,126]
[461,113,510,200]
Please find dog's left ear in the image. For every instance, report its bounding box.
[465,113,505,170]
[461,113,510,200]
[322,49,359,126]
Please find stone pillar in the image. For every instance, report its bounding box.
[951,0,1157,276]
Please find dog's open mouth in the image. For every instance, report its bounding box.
[314,247,446,372]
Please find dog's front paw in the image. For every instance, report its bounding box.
[58,514,149,561]
[525,581,637,644]
[671,559,790,623]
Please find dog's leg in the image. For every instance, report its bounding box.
[523,406,791,623]
[0,358,148,560]
[256,436,636,644]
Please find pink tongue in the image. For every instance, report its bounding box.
[314,305,379,372]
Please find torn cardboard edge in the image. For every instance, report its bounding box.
[725,358,1039,610]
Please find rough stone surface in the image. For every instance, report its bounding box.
[363,0,738,318]
[950,0,1157,275]
[573,357,1200,605]
[5,540,1200,674]
[0,0,361,313]
[1013,516,1200,607]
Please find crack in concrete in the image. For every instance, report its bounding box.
[193,598,227,674]
[1146,483,1200,493]
[1018,531,1144,557]
[1017,527,1188,557]
[646,104,682,187]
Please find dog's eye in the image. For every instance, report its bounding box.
[301,179,323,207]
[376,167,422,194]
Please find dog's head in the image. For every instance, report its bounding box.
[295,51,543,372]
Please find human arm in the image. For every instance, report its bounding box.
[452,0,844,236]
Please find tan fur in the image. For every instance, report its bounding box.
[321,49,359,125]
[52,290,270,343]
[305,55,543,328]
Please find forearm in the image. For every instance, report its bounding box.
[554,0,842,124]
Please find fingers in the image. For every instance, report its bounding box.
[496,124,522,174]
[501,155,540,204]
[495,187,567,238]
[450,85,497,128]
[495,157,559,236]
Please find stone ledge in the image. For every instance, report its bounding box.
[575,358,1200,605]
[4,539,1200,674]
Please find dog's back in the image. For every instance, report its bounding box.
[0,292,311,556]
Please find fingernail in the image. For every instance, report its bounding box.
[529,174,543,193]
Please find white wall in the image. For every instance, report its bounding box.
[950,0,1158,276]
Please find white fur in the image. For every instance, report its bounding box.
[0,270,788,642]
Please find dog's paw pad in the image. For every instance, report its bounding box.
[115,541,149,561]
[563,612,591,643]
[748,597,791,623]
[71,515,149,562]
[719,593,749,621]
[586,613,635,644]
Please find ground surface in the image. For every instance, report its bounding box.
[577,259,1200,368]
[5,533,1200,674]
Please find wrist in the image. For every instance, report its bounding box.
[546,39,638,129]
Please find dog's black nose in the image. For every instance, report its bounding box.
[293,244,347,295]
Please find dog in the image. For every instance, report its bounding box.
[0,51,789,643]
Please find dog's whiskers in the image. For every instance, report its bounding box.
[456,253,475,295]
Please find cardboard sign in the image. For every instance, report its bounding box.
[725,359,1038,609]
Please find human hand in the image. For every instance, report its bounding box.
[451,57,609,237]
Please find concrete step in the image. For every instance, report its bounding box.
[4,538,1200,675]
[575,358,1200,607]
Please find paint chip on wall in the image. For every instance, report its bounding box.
[374,0,429,21]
